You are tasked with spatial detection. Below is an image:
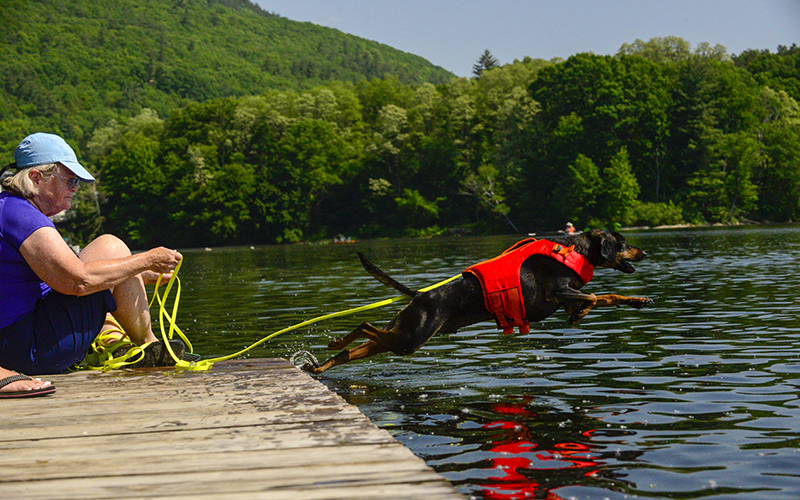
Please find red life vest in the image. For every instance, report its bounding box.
[463,238,593,335]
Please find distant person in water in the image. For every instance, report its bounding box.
[565,222,576,234]
[0,132,186,388]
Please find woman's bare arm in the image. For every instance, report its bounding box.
[20,227,181,296]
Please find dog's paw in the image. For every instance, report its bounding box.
[568,310,588,324]
[630,297,654,309]
[301,362,321,375]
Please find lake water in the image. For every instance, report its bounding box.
[171,227,800,500]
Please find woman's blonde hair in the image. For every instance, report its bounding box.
[1,163,59,198]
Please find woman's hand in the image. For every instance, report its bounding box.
[145,247,182,275]
[140,270,172,285]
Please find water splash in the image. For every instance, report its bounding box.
[290,350,319,369]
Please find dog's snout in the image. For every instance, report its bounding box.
[622,246,646,261]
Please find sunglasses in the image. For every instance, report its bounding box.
[51,173,80,190]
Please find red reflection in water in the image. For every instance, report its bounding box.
[478,403,599,500]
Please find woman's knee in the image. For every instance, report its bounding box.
[79,234,131,261]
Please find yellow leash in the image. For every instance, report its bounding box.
[79,258,196,372]
[84,258,461,372]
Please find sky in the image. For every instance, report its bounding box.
[251,0,799,77]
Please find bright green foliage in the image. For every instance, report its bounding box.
[734,45,800,102]
[628,201,683,227]
[0,0,453,147]
[522,53,673,226]
[618,37,694,63]
[599,147,641,227]
[394,189,444,230]
[754,87,800,221]
[564,154,601,225]
[619,36,730,63]
[2,22,799,246]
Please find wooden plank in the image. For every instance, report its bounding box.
[178,484,463,500]
[0,392,367,440]
[1,468,454,500]
[2,444,428,481]
[0,421,395,459]
[0,358,465,500]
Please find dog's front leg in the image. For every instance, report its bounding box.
[552,286,597,323]
[593,294,653,309]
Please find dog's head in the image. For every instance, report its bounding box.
[586,229,646,273]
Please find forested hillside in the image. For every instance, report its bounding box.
[0,0,454,151]
[2,0,799,249]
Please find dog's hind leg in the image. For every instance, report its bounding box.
[303,340,389,375]
[328,321,385,350]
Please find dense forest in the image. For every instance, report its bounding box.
[1,0,799,247]
[0,0,453,150]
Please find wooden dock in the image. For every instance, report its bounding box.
[0,359,465,500]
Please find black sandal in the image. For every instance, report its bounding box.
[0,373,56,398]
[115,339,186,368]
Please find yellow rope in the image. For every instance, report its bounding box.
[83,258,462,372]
[79,318,153,371]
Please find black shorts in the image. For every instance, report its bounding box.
[0,290,116,375]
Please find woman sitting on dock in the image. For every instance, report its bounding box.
[0,133,185,390]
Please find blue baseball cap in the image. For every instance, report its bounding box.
[14,133,95,183]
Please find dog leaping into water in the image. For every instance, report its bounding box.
[302,229,652,375]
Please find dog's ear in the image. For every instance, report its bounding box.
[601,233,617,263]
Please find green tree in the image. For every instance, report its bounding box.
[394,188,444,232]
[460,164,518,231]
[618,36,693,63]
[735,44,800,102]
[522,53,671,226]
[564,154,601,227]
[96,125,170,244]
[172,156,256,245]
[473,50,500,78]
[355,76,416,128]
[686,130,760,223]
[754,87,800,221]
[365,104,411,194]
[257,118,358,242]
[618,37,730,63]
[599,147,640,226]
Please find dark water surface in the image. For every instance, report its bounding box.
[172,227,800,500]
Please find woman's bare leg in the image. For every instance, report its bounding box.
[78,235,158,345]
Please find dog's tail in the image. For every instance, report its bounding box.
[357,252,417,297]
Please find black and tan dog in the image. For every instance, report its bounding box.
[303,229,651,374]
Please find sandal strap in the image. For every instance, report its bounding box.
[0,374,33,389]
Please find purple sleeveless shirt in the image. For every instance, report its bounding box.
[0,191,54,329]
